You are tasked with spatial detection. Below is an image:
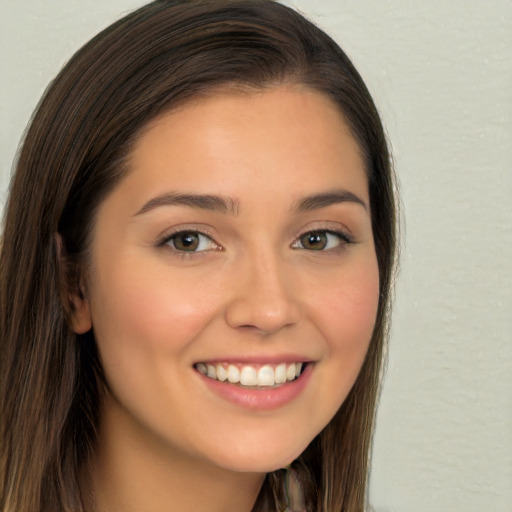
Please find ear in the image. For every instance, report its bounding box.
[69,286,93,335]
[55,233,92,334]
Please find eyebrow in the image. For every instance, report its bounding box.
[134,188,367,217]
[296,190,367,212]
[134,192,240,216]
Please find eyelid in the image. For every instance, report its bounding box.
[293,220,354,240]
[156,226,221,253]
[291,225,355,251]
[154,223,354,255]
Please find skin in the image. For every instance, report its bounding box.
[72,85,380,512]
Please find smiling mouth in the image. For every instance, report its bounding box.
[194,362,305,388]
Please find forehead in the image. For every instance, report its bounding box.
[132,86,365,182]
[96,84,370,224]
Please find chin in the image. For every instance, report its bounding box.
[207,441,308,474]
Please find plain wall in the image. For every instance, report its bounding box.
[1,1,511,511]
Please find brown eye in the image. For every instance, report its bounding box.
[293,230,351,251]
[299,231,328,250]
[172,232,199,251]
[166,231,217,252]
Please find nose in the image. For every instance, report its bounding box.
[224,250,301,335]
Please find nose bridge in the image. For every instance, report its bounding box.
[224,242,300,334]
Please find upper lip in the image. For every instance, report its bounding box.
[194,355,313,365]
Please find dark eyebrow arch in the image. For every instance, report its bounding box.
[134,193,240,216]
[296,190,367,212]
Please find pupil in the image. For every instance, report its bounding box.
[302,231,327,250]
[176,233,199,250]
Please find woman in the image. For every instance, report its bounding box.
[0,1,397,511]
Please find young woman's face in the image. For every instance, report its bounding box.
[75,85,379,473]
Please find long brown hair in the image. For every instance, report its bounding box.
[0,1,397,510]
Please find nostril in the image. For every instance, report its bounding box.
[225,299,300,334]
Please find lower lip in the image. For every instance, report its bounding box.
[196,363,312,411]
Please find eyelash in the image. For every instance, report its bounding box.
[157,227,354,258]
[157,229,220,259]
[291,229,354,252]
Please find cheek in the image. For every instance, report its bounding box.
[327,257,379,337]
[85,262,228,432]
[90,262,220,355]
[309,257,380,382]
[87,261,224,432]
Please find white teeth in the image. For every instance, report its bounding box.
[207,364,216,379]
[275,363,287,384]
[227,364,240,383]
[257,365,275,386]
[197,362,305,387]
[216,364,228,381]
[240,366,258,386]
[286,363,296,381]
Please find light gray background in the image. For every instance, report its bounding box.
[1,2,511,511]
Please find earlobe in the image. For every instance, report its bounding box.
[55,233,93,334]
[69,290,92,334]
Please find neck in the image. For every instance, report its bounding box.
[82,392,265,512]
